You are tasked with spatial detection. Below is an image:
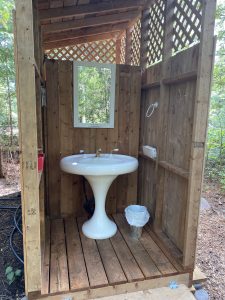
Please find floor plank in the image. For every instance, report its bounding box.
[96,238,127,285]
[41,219,50,295]
[45,215,186,296]
[113,214,161,278]
[50,219,69,293]
[146,227,184,272]
[65,218,89,290]
[139,227,177,275]
[77,218,108,288]
[110,225,144,282]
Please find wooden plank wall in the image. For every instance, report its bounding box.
[138,44,199,252]
[45,61,141,218]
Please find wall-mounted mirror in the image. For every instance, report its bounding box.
[73,61,116,128]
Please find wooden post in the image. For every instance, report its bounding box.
[116,38,121,64]
[183,0,217,268]
[0,147,3,178]
[140,9,149,70]
[125,28,132,65]
[14,0,41,294]
[154,0,174,230]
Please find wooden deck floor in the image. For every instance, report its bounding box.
[41,214,186,296]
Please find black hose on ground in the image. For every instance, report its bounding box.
[0,194,24,264]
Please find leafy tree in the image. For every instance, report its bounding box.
[0,0,17,147]
[77,66,111,125]
[205,3,225,187]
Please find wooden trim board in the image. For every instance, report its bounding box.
[193,267,207,284]
[30,274,190,300]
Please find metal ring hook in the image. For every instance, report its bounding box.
[145,102,158,118]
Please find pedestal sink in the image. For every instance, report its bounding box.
[60,153,138,239]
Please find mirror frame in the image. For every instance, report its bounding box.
[73,61,116,128]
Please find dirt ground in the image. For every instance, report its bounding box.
[0,161,225,299]
[0,159,20,197]
[197,182,225,300]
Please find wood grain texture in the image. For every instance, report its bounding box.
[64,218,89,290]
[14,2,41,293]
[139,44,200,253]
[183,0,216,268]
[41,215,189,296]
[50,219,69,293]
[46,61,61,217]
[113,214,161,278]
[142,225,178,275]
[77,218,108,288]
[96,238,127,285]
[41,219,50,294]
[110,227,144,282]
[45,62,141,217]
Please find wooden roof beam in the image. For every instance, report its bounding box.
[44,32,119,50]
[43,22,129,43]
[42,10,141,33]
[39,0,147,21]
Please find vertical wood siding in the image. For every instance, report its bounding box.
[45,61,141,217]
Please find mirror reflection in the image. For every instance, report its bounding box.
[74,62,115,128]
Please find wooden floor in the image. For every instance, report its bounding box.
[41,213,186,296]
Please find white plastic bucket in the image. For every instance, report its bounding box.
[125,205,150,227]
[125,205,150,239]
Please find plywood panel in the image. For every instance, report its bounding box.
[45,62,141,217]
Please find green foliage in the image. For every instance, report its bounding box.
[5,266,22,285]
[205,3,225,187]
[0,0,17,147]
[77,65,111,125]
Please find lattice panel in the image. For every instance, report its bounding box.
[120,35,126,65]
[173,0,202,53]
[45,39,116,63]
[146,0,165,67]
[131,19,141,66]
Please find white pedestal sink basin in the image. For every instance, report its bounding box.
[60,153,138,239]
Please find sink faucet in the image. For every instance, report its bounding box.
[96,148,102,157]
[111,148,119,155]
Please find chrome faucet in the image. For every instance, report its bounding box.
[96,148,102,157]
[111,148,119,155]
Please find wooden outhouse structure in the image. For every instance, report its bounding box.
[14,0,216,299]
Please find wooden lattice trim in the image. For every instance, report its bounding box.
[146,0,165,67]
[131,19,141,66]
[120,35,126,64]
[45,39,116,64]
[173,0,203,53]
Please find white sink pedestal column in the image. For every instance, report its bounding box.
[82,175,117,239]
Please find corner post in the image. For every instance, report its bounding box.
[183,0,217,268]
[14,0,41,294]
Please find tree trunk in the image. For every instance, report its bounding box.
[0,148,4,178]
[6,75,13,147]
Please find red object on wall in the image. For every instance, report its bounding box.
[38,153,44,172]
